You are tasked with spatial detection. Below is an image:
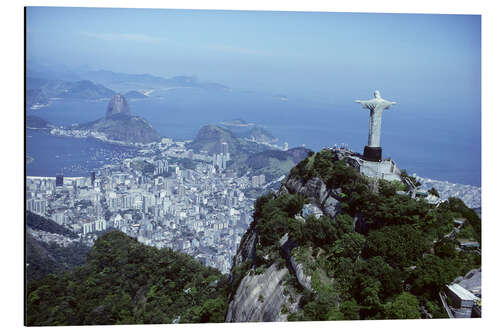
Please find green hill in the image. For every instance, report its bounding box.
[26,231,229,326]
[78,113,160,144]
[226,149,481,322]
[219,120,277,144]
[186,124,270,161]
[188,125,237,154]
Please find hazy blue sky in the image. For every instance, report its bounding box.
[26,7,480,113]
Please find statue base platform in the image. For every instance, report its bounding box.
[363,146,382,162]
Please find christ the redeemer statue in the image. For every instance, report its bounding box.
[355,91,396,162]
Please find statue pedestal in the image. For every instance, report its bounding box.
[363,146,382,162]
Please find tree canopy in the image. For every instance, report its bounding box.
[26,231,229,326]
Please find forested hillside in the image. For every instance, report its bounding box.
[227,149,481,321]
[26,231,229,326]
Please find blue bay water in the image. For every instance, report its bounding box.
[26,88,481,186]
[26,129,137,177]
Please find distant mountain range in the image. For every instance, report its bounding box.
[26,62,229,108]
[80,70,229,92]
[26,77,115,108]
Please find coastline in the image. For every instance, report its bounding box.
[26,129,482,208]
[49,127,156,148]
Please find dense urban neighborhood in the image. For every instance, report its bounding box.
[26,138,268,273]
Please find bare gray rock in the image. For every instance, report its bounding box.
[226,263,289,322]
[279,233,312,292]
[233,229,258,267]
[106,94,131,118]
[283,175,342,218]
[289,257,312,291]
[322,196,341,217]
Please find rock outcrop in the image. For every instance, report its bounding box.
[106,94,131,118]
[233,228,258,267]
[78,94,160,144]
[226,228,313,323]
[279,233,312,291]
[226,263,290,322]
[282,175,342,218]
[226,218,309,323]
[227,174,344,323]
[226,153,355,322]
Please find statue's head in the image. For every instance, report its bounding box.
[374,90,381,99]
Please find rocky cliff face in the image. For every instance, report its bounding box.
[225,174,342,322]
[226,230,303,322]
[106,94,131,118]
[226,263,290,322]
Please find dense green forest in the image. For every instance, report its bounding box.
[26,231,229,326]
[232,149,481,320]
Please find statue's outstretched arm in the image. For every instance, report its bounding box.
[383,100,397,109]
[355,100,370,108]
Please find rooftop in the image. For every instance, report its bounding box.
[447,283,478,301]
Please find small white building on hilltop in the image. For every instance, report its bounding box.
[445,283,479,318]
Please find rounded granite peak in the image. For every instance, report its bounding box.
[106,93,131,119]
